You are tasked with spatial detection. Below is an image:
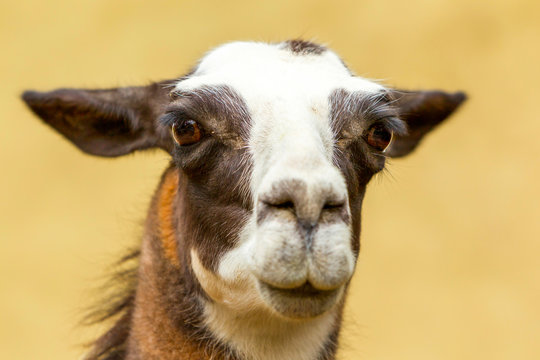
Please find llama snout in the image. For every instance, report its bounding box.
[251,164,355,296]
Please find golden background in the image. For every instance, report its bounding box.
[1,0,539,359]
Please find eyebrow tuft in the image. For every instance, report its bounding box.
[329,89,407,137]
[162,85,252,140]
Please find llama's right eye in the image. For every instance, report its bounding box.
[171,120,202,146]
[365,123,393,152]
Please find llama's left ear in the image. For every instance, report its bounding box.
[386,89,467,157]
[22,81,174,157]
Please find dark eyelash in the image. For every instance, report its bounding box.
[160,110,190,127]
[161,111,213,144]
[366,116,407,137]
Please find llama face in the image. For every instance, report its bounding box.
[22,39,465,342]
[170,41,404,318]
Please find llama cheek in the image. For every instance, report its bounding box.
[190,249,263,311]
[190,249,227,302]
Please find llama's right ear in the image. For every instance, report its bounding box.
[22,81,175,157]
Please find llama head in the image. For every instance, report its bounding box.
[22,40,466,321]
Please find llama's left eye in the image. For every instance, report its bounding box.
[171,120,202,146]
[365,124,393,152]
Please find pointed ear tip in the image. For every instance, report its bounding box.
[452,91,468,104]
[21,90,42,107]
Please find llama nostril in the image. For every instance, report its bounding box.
[258,177,348,226]
[270,200,295,211]
[322,201,345,211]
[257,199,296,225]
[261,199,296,214]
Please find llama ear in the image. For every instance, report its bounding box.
[386,89,467,158]
[22,81,175,157]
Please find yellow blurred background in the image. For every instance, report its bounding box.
[1,0,539,359]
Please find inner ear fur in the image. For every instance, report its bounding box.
[22,80,175,157]
[387,89,467,158]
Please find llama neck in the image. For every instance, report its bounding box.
[126,168,343,359]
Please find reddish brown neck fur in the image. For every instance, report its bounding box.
[125,168,227,359]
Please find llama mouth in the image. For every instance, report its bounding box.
[265,282,333,297]
[257,280,342,318]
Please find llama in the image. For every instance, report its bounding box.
[22,40,466,360]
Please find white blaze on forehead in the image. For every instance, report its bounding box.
[176,41,384,101]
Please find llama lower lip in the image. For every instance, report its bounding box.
[258,280,342,318]
[264,282,335,297]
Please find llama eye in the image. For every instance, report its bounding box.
[171,120,202,146]
[365,124,393,152]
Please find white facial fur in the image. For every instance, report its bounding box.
[178,41,385,359]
